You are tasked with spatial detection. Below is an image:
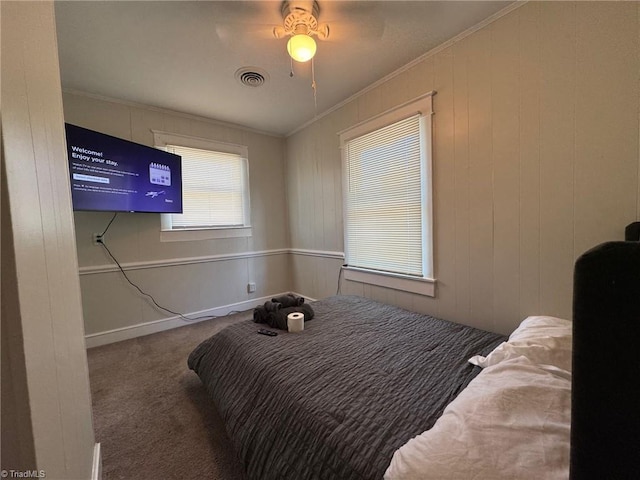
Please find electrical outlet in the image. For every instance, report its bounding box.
[247,282,256,293]
[92,233,103,246]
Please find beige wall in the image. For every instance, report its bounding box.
[1,2,96,477]
[286,2,640,334]
[63,93,291,337]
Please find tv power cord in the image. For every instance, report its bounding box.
[95,212,250,323]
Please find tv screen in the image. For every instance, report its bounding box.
[65,123,183,213]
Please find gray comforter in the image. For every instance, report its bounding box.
[188,295,505,480]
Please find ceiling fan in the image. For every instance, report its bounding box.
[213,1,384,64]
[272,0,329,62]
[212,0,385,107]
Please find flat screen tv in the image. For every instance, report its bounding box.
[65,123,183,213]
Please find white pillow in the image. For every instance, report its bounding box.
[469,315,572,371]
[385,356,571,480]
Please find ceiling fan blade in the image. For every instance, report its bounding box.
[210,1,281,25]
[318,17,385,43]
[210,0,283,45]
[215,23,278,44]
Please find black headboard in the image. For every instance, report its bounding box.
[625,221,640,241]
[570,239,640,479]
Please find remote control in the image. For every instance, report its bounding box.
[257,328,278,336]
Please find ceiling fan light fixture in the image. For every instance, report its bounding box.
[287,34,317,62]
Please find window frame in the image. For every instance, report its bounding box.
[339,92,435,297]
[152,130,251,242]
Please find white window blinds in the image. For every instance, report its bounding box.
[344,114,425,277]
[165,144,248,229]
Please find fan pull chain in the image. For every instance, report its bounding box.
[311,57,318,113]
[287,53,317,113]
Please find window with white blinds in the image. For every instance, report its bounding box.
[341,93,434,285]
[165,144,248,229]
[152,131,251,238]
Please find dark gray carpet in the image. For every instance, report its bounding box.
[87,312,250,480]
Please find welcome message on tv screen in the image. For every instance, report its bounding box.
[65,124,182,213]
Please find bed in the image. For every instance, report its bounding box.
[188,295,505,479]
[188,223,640,479]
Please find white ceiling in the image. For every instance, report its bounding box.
[55,1,511,136]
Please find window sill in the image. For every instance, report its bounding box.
[343,267,436,297]
[160,226,252,242]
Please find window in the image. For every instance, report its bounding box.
[153,131,251,241]
[340,93,434,296]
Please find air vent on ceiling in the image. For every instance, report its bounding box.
[235,67,269,88]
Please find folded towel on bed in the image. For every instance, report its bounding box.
[254,300,284,324]
[271,293,305,308]
[254,294,306,325]
[253,306,269,324]
[264,300,281,312]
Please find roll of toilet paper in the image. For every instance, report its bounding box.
[287,312,304,333]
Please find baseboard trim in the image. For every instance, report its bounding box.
[92,443,102,480]
[85,292,313,348]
